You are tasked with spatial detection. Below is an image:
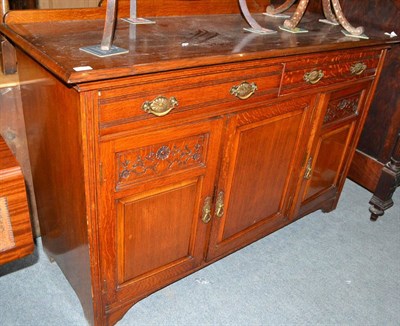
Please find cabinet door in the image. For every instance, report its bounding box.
[98,119,223,306]
[206,97,313,261]
[296,82,372,216]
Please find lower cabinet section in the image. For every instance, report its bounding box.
[206,96,314,260]
[296,82,373,216]
[98,119,223,306]
[98,95,317,311]
[97,80,375,318]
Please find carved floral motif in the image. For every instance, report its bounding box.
[324,94,360,124]
[116,135,207,187]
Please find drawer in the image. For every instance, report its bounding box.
[98,62,283,133]
[280,49,381,95]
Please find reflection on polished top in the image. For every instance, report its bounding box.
[0,12,398,83]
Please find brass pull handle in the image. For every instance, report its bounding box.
[230,81,258,100]
[142,96,178,117]
[350,62,367,76]
[304,156,313,180]
[202,197,212,224]
[304,70,324,85]
[215,191,225,218]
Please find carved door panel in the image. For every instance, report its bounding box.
[206,97,314,261]
[98,118,223,306]
[296,82,372,216]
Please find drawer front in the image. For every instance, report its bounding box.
[98,62,283,132]
[115,133,208,191]
[280,49,381,95]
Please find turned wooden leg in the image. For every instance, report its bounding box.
[283,0,310,30]
[331,0,364,36]
[322,0,338,24]
[266,0,296,15]
[369,133,400,221]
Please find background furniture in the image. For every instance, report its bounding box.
[8,0,36,10]
[338,0,400,220]
[308,0,400,219]
[0,68,39,235]
[0,135,33,265]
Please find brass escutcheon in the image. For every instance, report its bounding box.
[304,156,313,180]
[142,96,178,117]
[202,197,212,224]
[350,62,367,75]
[215,191,225,218]
[304,70,324,85]
[230,81,258,100]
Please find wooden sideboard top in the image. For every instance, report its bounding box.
[0,13,398,84]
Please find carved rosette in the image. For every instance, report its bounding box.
[116,134,207,187]
[324,94,360,124]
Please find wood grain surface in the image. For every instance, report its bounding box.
[0,136,34,265]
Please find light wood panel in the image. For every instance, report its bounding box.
[0,136,33,265]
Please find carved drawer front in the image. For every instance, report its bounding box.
[280,49,381,95]
[98,61,283,134]
[323,83,369,127]
[323,91,361,125]
[116,134,208,190]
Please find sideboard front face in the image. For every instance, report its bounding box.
[71,48,384,323]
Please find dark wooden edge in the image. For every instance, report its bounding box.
[348,149,384,192]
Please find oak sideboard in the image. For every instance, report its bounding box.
[1,5,398,325]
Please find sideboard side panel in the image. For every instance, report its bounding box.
[16,50,94,324]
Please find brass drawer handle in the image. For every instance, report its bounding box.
[230,81,258,100]
[202,197,212,224]
[350,62,367,76]
[304,70,324,85]
[142,96,178,117]
[215,191,225,218]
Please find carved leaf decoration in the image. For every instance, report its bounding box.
[116,134,208,188]
[324,94,360,124]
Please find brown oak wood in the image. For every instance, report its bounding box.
[293,80,380,217]
[0,7,397,326]
[207,96,314,261]
[15,49,98,324]
[97,118,223,323]
[0,13,396,84]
